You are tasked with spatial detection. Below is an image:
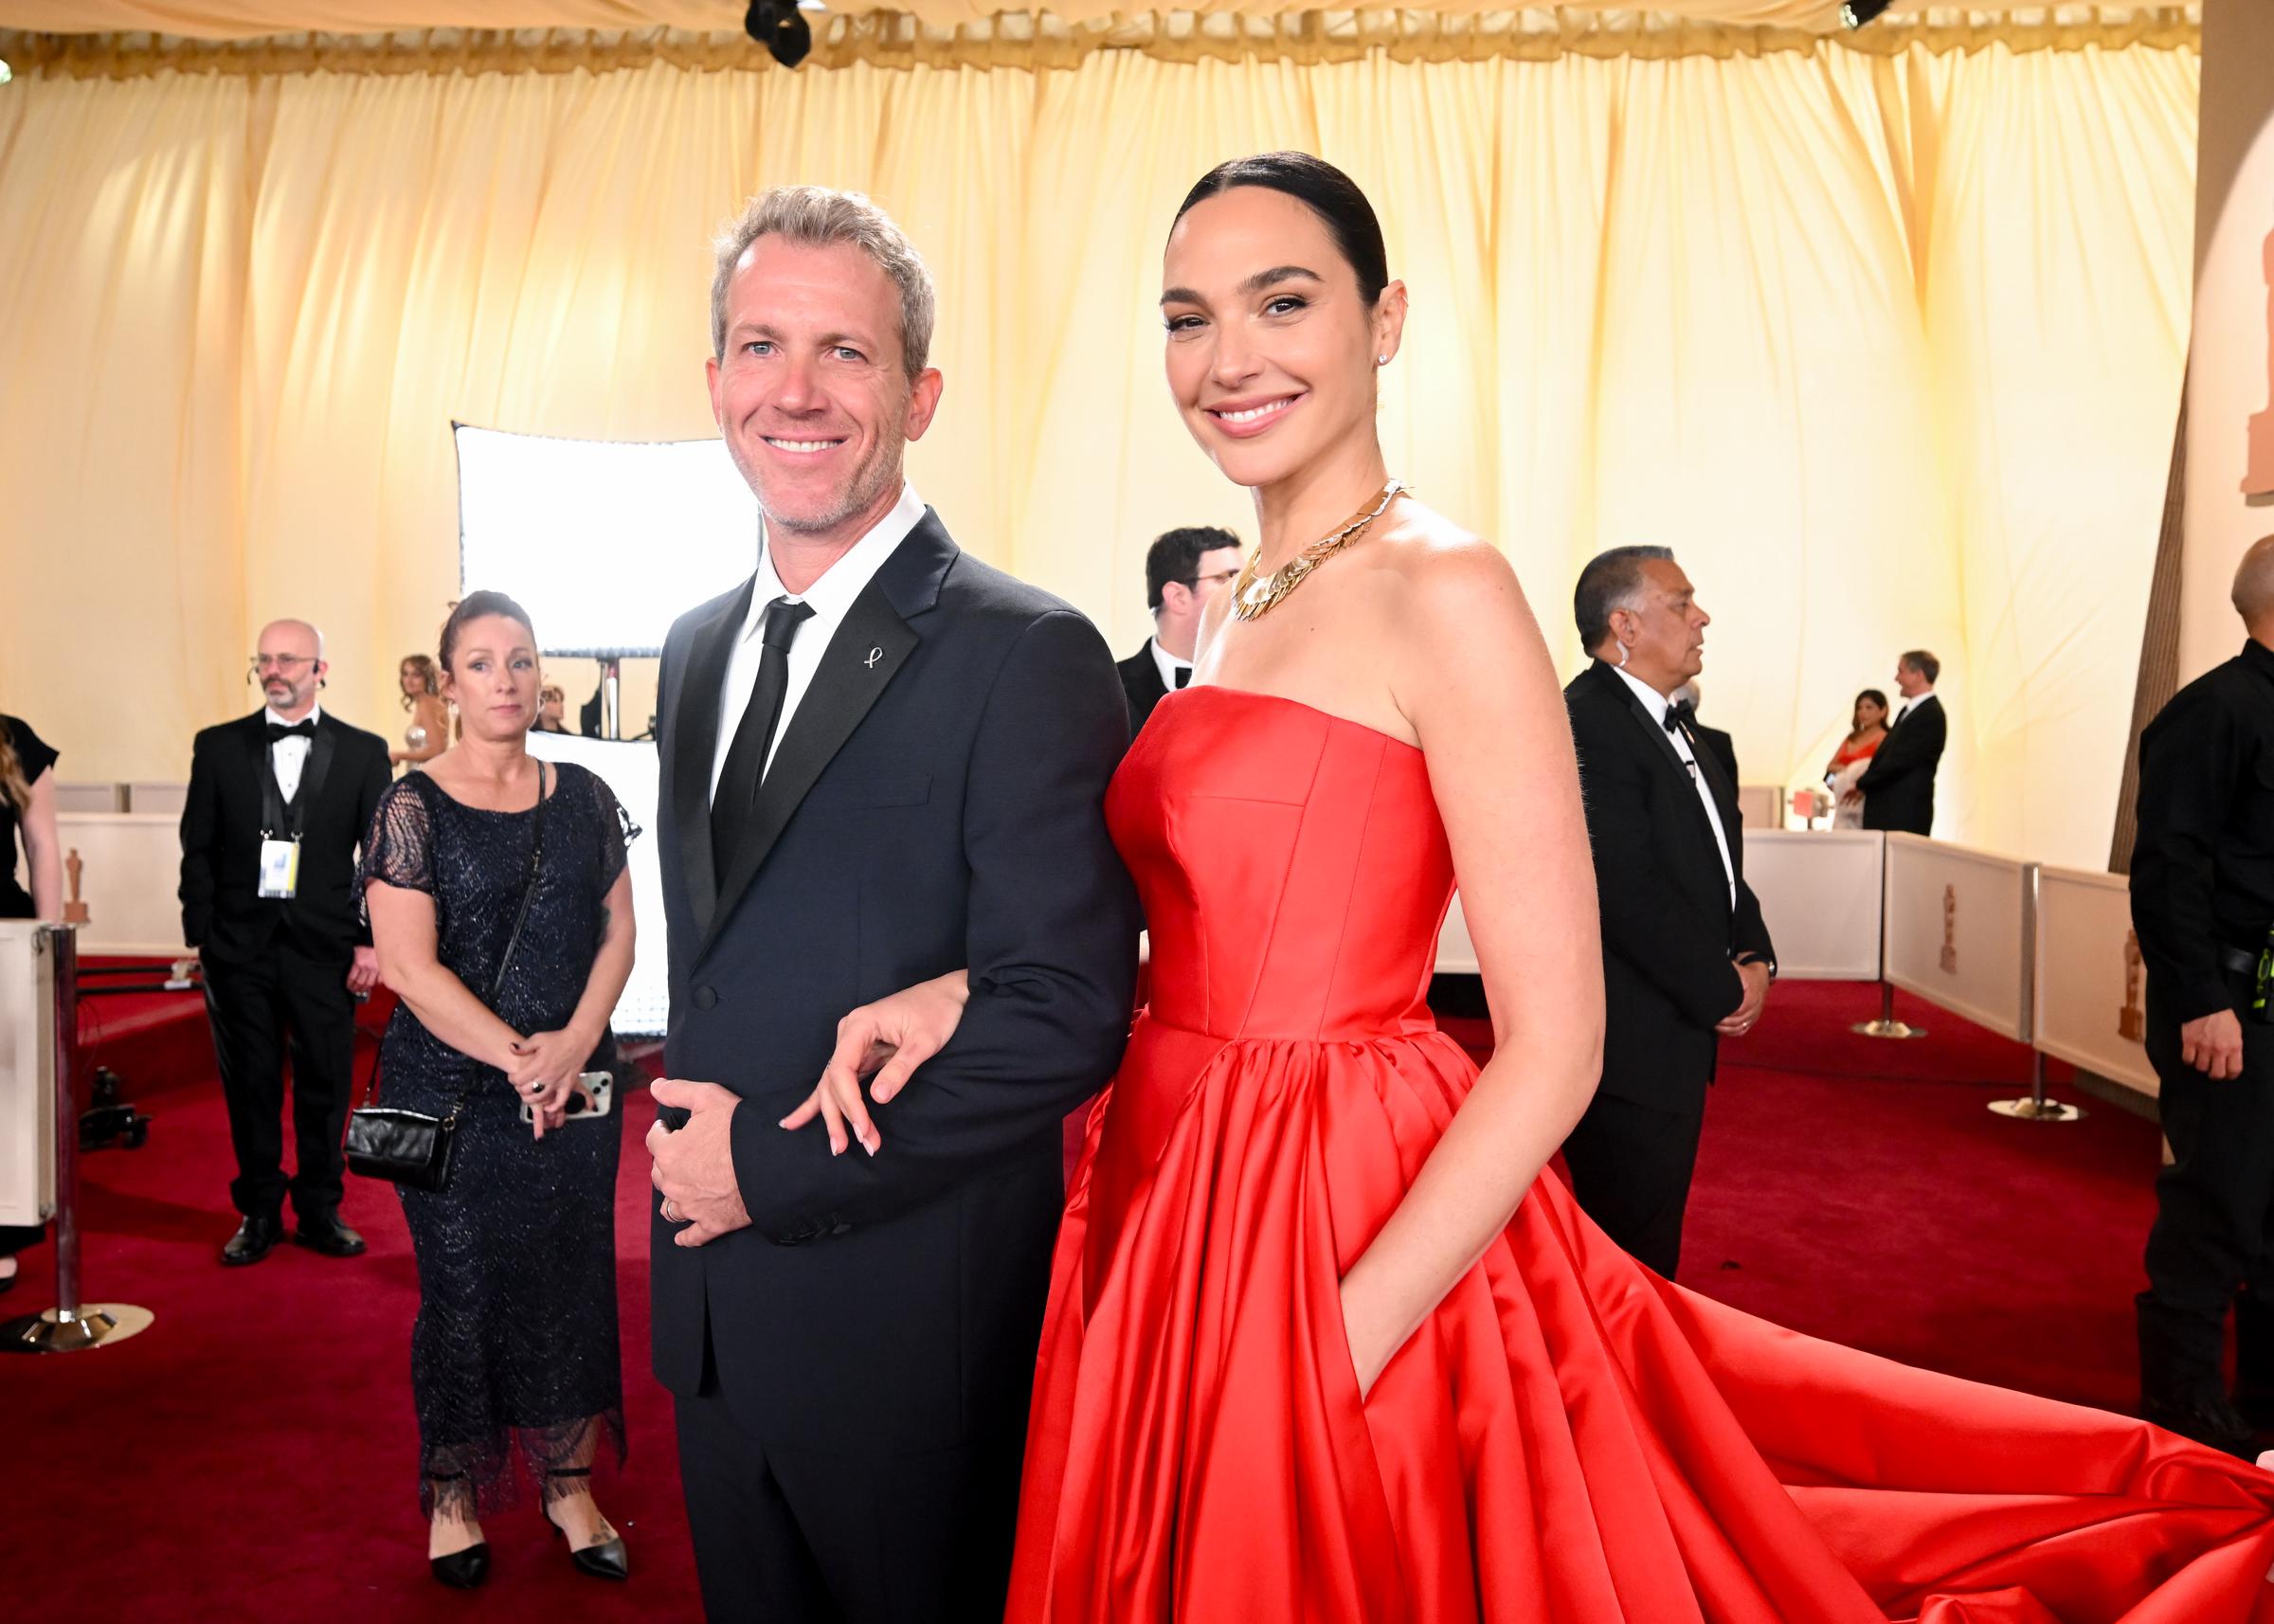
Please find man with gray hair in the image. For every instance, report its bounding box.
[642,186,1139,1619]
[1559,546,1775,1277]
[2131,533,2274,1457]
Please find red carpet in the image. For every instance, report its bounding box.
[2,982,2165,1615]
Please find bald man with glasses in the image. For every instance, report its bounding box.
[181,619,391,1266]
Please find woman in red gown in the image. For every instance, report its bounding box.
[829,153,2274,1620]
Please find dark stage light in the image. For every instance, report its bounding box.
[1840,0,1894,26]
[746,0,815,68]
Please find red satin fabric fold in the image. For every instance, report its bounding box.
[1007,687,2274,1622]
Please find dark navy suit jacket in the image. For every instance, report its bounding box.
[650,509,1139,1456]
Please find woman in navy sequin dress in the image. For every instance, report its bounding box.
[361,592,637,1589]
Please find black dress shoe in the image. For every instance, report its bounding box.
[293,1216,366,1258]
[429,1542,491,1589]
[220,1214,281,1267]
[2143,1391,2260,1459]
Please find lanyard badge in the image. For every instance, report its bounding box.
[258,835,300,900]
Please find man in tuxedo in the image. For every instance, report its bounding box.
[1117,525,1241,733]
[1857,650,1946,836]
[642,187,1139,1624]
[2131,534,2274,1457]
[1561,547,1777,1278]
[179,619,389,1266]
[1670,680,1740,789]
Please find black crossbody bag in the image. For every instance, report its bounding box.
[345,762,548,1192]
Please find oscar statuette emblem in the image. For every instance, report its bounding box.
[2119,929,2145,1043]
[62,848,90,926]
[1938,883,1958,975]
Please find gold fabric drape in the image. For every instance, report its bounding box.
[0,30,2195,866]
[0,4,2197,44]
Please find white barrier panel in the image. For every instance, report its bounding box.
[1437,893,1478,975]
[2033,866,2158,1097]
[0,923,56,1228]
[54,784,124,814]
[1736,785,1781,833]
[1884,834,2034,1042]
[128,782,189,817]
[55,813,189,956]
[1741,830,1885,981]
[526,734,666,1036]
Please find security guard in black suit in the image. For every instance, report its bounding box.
[2132,533,2274,1457]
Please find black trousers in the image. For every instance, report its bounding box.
[675,1350,1023,1624]
[2139,976,2274,1393]
[201,937,358,1223]
[1561,1085,1708,1280]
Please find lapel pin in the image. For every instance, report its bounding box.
[864,648,884,670]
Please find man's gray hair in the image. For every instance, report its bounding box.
[1574,545,1675,651]
[710,186,937,381]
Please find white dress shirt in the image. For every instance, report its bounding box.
[1147,638,1193,695]
[263,703,320,805]
[1893,687,1935,727]
[1610,665,1735,907]
[712,482,928,801]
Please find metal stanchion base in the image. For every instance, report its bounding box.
[1850,1018,1928,1039]
[0,1303,155,1353]
[1988,1097,2085,1123]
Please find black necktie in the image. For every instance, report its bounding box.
[1174,667,1192,690]
[266,719,316,745]
[712,596,815,884]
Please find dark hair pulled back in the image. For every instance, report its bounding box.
[439,589,538,674]
[1173,152,1389,307]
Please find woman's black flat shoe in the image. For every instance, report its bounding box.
[429,1541,490,1589]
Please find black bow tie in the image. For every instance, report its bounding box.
[266,720,316,745]
[1174,667,1193,690]
[1666,702,1694,734]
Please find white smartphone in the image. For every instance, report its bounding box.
[518,1070,616,1125]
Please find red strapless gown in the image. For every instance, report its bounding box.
[1007,686,2274,1624]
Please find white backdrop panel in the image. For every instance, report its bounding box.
[0,923,57,1228]
[56,814,191,957]
[455,424,759,658]
[1437,893,1478,976]
[1741,830,1885,981]
[525,733,666,1037]
[2034,866,2158,1097]
[1884,835,2034,1042]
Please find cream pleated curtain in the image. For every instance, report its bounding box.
[0,25,2194,867]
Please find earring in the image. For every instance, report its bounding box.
[1376,354,1390,366]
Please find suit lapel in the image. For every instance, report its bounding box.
[302,715,337,821]
[1595,664,1730,907]
[668,578,755,936]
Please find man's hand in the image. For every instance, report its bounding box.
[1717,959,1771,1038]
[647,1078,751,1248]
[782,970,970,1157]
[2180,1009,2246,1080]
[347,946,383,996]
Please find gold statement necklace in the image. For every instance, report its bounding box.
[1230,479,1406,623]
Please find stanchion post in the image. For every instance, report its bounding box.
[1989,866,2082,1122]
[1,922,154,1353]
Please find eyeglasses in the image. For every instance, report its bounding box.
[249,654,317,676]
[1180,568,1242,590]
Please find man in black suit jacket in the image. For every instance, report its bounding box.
[644,189,1139,1624]
[1857,649,1946,836]
[1116,524,1242,734]
[1561,548,1777,1278]
[180,619,389,1266]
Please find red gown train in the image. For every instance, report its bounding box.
[1007,685,2274,1623]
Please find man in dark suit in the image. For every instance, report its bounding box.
[180,618,389,1266]
[1116,525,1241,734]
[644,188,1139,1624]
[1857,649,1946,836]
[1671,680,1740,789]
[1561,547,1777,1278]
[2131,533,2274,1458]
